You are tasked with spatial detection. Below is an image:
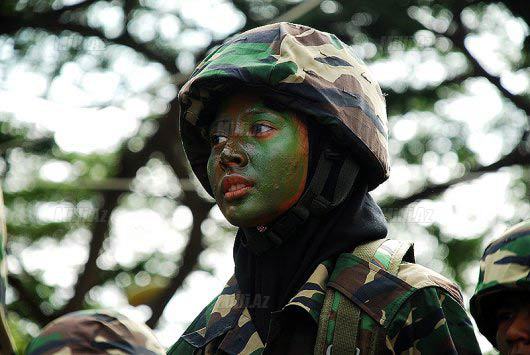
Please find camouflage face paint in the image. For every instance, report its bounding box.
[206,92,308,227]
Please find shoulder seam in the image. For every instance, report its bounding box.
[396,262,463,304]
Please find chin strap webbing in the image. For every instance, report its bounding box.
[242,148,359,255]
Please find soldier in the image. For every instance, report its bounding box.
[0,184,16,354]
[168,22,480,354]
[25,309,166,354]
[470,220,530,355]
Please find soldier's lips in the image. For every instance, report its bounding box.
[221,174,254,202]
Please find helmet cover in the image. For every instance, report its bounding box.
[178,22,389,193]
[470,220,530,346]
[25,310,165,354]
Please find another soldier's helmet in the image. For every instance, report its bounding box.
[25,310,165,355]
[178,22,389,192]
[469,220,530,346]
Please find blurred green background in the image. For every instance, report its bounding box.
[0,0,528,353]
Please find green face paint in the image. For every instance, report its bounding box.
[206,92,309,227]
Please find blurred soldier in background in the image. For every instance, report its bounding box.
[25,309,165,354]
[470,220,530,355]
[0,184,16,354]
[168,22,480,354]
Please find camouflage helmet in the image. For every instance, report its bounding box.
[469,220,530,346]
[25,310,165,354]
[178,22,389,193]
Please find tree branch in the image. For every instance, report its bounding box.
[58,190,120,315]
[146,197,212,328]
[144,99,214,328]
[380,137,530,210]
[51,0,99,16]
[410,5,530,117]
[272,0,323,24]
[0,14,178,73]
[384,70,478,114]
[8,274,52,326]
[449,15,530,117]
[58,114,181,315]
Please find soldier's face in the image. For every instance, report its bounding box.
[495,294,530,355]
[206,92,309,227]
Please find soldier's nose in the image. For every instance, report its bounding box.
[220,140,248,169]
[505,310,530,343]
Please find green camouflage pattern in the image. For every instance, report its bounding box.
[327,253,463,327]
[25,310,165,355]
[470,219,530,346]
[168,241,480,354]
[324,254,478,354]
[173,260,333,354]
[0,183,15,354]
[178,22,389,192]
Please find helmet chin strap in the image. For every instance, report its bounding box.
[241,148,360,255]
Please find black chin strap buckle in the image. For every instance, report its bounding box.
[243,205,310,255]
[265,206,310,248]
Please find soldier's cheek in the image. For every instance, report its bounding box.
[207,154,223,195]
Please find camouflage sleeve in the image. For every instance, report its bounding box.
[386,287,481,355]
[167,296,219,355]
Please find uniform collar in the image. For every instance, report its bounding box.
[182,259,333,353]
[282,260,332,322]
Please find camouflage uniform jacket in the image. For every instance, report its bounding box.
[168,240,481,354]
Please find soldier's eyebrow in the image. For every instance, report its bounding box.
[244,105,275,116]
[208,118,231,133]
[243,103,288,121]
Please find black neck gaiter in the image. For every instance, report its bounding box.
[232,125,388,341]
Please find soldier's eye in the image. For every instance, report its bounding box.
[251,123,273,136]
[496,309,514,323]
[210,134,227,147]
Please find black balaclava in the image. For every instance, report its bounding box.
[233,119,388,341]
